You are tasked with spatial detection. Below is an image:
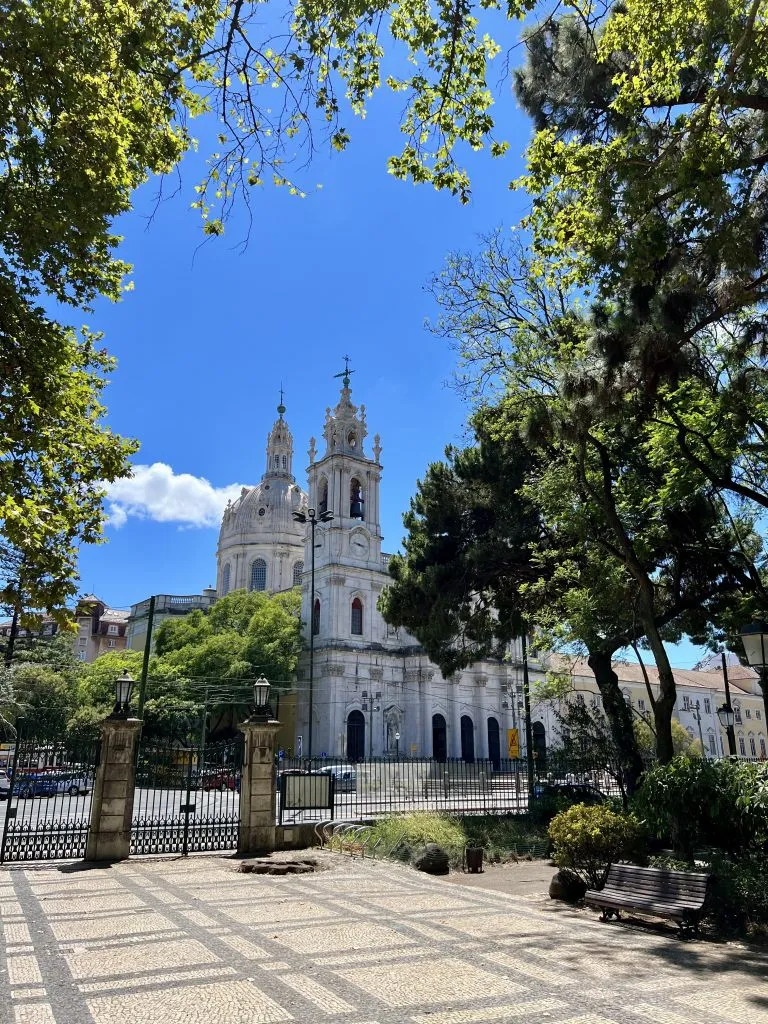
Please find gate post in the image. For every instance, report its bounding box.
[238,718,280,855]
[85,716,142,862]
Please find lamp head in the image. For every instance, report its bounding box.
[319,510,334,522]
[740,619,768,669]
[292,510,307,524]
[253,675,272,720]
[114,671,135,717]
[717,704,735,729]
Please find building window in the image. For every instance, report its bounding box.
[704,698,711,715]
[222,563,231,596]
[108,624,118,635]
[761,737,766,758]
[351,598,363,635]
[318,476,328,515]
[350,477,364,519]
[312,599,320,636]
[250,558,267,591]
[734,704,742,724]
[750,736,757,756]
[637,698,645,712]
[709,733,717,755]
[682,696,690,711]
[274,455,280,469]
[282,455,287,469]
[292,561,304,586]
[757,710,762,721]
[746,708,752,719]
[78,651,87,662]
[78,638,87,647]
[739,735,746,756]
[622,688,631,706]
[108,639,116,648]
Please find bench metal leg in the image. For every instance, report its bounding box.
[600,908,620,922]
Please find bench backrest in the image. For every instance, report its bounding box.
[605,863,709,903]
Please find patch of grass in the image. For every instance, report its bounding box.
[460,814,550,861]
[367,812,550,866]
[369,812,466,862]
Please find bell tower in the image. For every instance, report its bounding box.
[306,359,382,560]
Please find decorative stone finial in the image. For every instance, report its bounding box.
[373,434,382,462]
[308,436,317,464]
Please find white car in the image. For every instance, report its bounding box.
[0,769,10,800]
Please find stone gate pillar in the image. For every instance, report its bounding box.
[238,718,280,855]
[85,716,142,862]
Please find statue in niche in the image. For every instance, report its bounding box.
[385,709,401,750]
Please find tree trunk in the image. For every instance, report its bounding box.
[3,604,20,668]
[587,649,644,794]
[641,624,676,763]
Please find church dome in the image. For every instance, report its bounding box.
[216,401,308,595]
[219,476,306,543]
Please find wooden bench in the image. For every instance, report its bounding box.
[585,863,710,937]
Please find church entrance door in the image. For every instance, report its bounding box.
[487,717,500,771]
[460,715,475,763]
[346,711,366,761]
[532,721,546,762]
[432,714,447,762]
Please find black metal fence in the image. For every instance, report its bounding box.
[131,735,243,855]
[276,754,629,822]
[0,729,99,863]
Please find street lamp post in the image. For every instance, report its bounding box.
[739,620,768,725]
[395,731,400,761]
[691,700,706,757]
[718,652,737,756]
[292,507,334,759]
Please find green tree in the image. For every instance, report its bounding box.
[424,230,762,762]
[633,718,702,760]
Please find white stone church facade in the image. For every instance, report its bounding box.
[214,374,768,762]
[216,376,534,760]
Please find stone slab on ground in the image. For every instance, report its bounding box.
[441,856,556,896]
[1,851,766,1024]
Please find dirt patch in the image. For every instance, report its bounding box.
[439,857,556,897]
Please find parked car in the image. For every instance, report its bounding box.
[0,769,10,800]
[311,764,357,793]
[12,773,59,798]
[200,767,238,792]
[50,770,92,796]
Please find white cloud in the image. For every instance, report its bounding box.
[105,463,249,529]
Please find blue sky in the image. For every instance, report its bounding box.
[71,68,707,669]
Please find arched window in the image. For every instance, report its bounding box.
[761,736,766,758]
[281,455,287,469]
[750,735,757,757]
[351,597,363,635]
[274,455,279,469]
[293,561,304,586]
[318,476,329,515]
[312,599,320,636]
[221,563,231,596]
[250,558,267,591]
[739,734,746,756]
[350,477,364,519]
[460,715,475,763]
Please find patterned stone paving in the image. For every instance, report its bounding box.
[1,853,766,1024]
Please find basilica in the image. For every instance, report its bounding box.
[216,371,531,761]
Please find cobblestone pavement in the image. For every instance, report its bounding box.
[1,852,766,1024]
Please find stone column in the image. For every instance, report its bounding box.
[238,718,280,855]
[85,716,142,862]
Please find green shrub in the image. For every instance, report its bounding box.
[706,852,768,936]
[548,804,646,888]
[635,756,768,859]
[368,813,466,862]
[461,814,549,861]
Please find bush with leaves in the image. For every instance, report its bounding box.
[548,804,646,888]
[635,757,768,860]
